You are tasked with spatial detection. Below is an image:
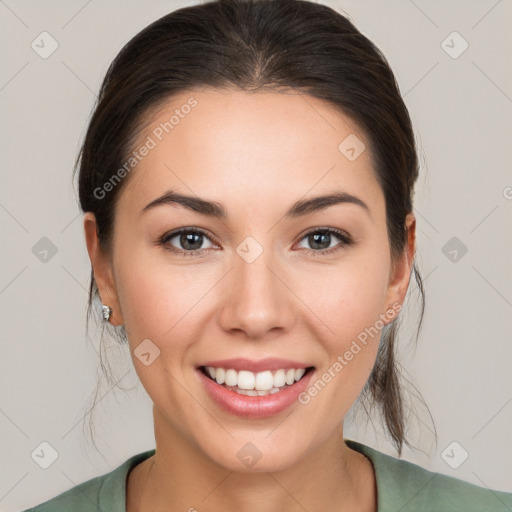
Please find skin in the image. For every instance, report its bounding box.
[84,87,416,512]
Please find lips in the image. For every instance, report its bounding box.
[195,359,316,419]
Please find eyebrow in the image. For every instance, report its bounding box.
[140,189,370,219]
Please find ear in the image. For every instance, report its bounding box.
[382,212,416,321]
[83,212,124,326]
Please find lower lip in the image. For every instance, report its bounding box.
[197,367,315,419]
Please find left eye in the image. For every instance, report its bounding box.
[296,228,352,254]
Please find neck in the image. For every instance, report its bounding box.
[126,407,377,512]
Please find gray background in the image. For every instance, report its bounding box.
[1,0,511,510]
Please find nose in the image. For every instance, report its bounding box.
[217,241,297,340]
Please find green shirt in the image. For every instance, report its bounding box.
[20,439,512,511]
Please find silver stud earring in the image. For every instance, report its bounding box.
[102,304,112,322]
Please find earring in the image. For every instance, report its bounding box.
[101,303,127,344]
[102,304,112,322]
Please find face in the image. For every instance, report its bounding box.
[85,88,414,472]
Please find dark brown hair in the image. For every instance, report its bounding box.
[75,0,433,457]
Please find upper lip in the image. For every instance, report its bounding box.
[198,358,313,373]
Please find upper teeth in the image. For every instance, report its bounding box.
[206,367,307,390]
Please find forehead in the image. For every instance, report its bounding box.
[118,88,382,217]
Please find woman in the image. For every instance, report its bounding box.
[20,0,512,510]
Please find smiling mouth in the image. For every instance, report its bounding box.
[199,365,315,397]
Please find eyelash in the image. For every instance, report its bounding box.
[158,227,353,258]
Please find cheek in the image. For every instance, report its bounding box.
[310,250,391,343]
[305,244,391,395]
[114,243,218,347]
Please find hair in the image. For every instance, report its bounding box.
[74,0,435,457]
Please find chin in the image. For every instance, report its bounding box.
[201,436,307,474]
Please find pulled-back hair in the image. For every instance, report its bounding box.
[75,0,432,456]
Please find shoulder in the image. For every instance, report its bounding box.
[19,472,105,512]
[345,439,512,512]
[18,449,155,512]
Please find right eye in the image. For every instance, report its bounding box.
[160,228,218,257]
